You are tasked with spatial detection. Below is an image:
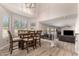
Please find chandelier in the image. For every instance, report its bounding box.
[25,3,36,8]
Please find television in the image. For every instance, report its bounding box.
[64,30,74,36]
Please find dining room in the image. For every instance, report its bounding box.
[0,3,78,56]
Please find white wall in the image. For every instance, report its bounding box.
[75,3,79,55]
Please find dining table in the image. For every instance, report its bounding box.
[18,30,42,50]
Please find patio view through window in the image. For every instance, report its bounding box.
[2,16,28,38]
[2,16,9,38]
[14,19,27,34]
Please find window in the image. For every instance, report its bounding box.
[14,20,22,29]
[21,19,27,28]
[14,19,27,34]
[14,19,27,29]
[2,16,9,38]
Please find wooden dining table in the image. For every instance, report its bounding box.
[18,30,42,50]
[18,32,37,50]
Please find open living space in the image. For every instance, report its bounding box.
[0,3,79,56]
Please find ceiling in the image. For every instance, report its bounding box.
[37,3,77,27]
[0,3,78,27]
[0,3,38,18]
[41,14,77,27]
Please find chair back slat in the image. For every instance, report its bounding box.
[28,31,35,37]
[35,30,42,36]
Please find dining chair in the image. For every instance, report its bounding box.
[22,32,35,53]
[34,30,42,47]
[28,31,36,47]
[8,30,21,54]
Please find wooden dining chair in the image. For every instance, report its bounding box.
[22,32,35,53]
[28,31,36,47]
[34,30,42,47]
[8,30,21,54]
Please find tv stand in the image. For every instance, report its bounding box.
[59,35,75,43]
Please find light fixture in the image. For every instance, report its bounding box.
[25,3,36,8]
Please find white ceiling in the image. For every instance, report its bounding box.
[41,14,77,27]
[0,3,38,18]
[0,3,78,27]
[37,3,77,27]
[37,3,77,21]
